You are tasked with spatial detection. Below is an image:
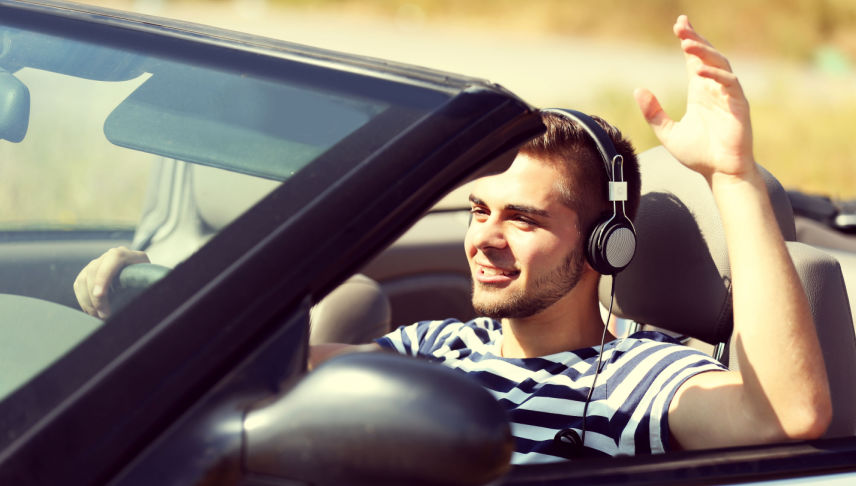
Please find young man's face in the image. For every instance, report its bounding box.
[465,153,588,319]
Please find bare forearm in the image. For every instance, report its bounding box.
[711,167,831,438]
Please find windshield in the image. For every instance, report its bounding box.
[0,14,450,403]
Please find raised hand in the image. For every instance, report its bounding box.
[634,15,755,182]
[647,16,832,450]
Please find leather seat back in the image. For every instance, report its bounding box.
[600,146,856,438]
[309,274,391,345]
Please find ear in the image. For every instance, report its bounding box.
[579,261,602,284]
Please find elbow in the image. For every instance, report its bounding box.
[781,392,833,441]
[792,398,833,440]
[753,389,832,443]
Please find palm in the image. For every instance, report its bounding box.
[636,16,754,180]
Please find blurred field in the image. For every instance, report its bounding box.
[109,0,856,198]
[279,0,856,62]
[4,0,855,230]
[287,0,856,199]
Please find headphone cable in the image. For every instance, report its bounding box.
[579,275,618,447]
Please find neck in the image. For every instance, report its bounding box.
[500,273,614,358]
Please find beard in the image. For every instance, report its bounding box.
[472,248,585,319]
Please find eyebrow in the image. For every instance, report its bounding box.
[469,195,551,218]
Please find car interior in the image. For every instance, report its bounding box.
[125,156,470,344]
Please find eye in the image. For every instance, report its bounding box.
[512,214,539,228]
[469,206,488,218]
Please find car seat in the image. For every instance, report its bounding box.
[599,145,856,438]
[309,274,391,345]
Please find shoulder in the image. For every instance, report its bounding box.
[625,330,684,345]
[406,316,501,336]
[619,330,702,350]
[419,317,502,347]
[376,317,502,356]
[611,331,726,372]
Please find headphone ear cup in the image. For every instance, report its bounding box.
[586,216,637,275]
[586,217,610,274]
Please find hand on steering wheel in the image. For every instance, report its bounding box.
[73,246,151,319]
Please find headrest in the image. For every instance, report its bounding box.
[599,146,796,344]
[309,274,391,345]
[192,163,279,231]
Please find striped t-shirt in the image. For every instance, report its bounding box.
[375,317,726,464]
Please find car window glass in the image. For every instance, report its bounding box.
[0,67,152,231]
[0,18,448,406]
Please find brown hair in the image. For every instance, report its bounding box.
[518,110,641,234]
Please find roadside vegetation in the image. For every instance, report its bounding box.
[4,0,854,229]
[272,0,856,198]
[277,0,856,63]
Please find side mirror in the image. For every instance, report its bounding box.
[244,352,513,486]
[0,70,29,143]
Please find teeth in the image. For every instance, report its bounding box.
[483,267,513,276]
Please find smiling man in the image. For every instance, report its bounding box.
[465,124,636,358]
[361,14,831,463]
[76,15,832,464]
[467,157,590,323]
[369,108,729,463]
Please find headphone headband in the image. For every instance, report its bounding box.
[543,108,618,178]
[542,108,637,276]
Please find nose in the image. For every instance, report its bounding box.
[466,215,507,252]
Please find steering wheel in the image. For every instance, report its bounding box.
[110,263,171,313]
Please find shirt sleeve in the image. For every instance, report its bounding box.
[613,334,727,456]
[651,350,725,453]
[375,322,421,356]
[375,319,467,358]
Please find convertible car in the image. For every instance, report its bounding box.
[1,1,855,484]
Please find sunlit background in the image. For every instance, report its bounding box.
[77,0,856,198]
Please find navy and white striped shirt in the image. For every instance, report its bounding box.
[376,317,726,464]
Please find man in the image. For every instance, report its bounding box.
[75,15,831,464]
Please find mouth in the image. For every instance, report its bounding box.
[474,263,519,284]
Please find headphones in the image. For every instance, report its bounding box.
[543,109,637,276]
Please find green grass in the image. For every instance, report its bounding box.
[271,0,856,63]
[7,0,855,225]
[753,96,856,199]
[264,0,856,199]
[569,84,856,199]
[0,72,152,227]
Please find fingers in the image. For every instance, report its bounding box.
[676,15,731,72]
[73,246,150,319]
[73,270,96,317]
[674,14,712,49]
[634,87,673,142]
[682,39,732,73]
[675,15,743,93]
[696,65,741,90]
